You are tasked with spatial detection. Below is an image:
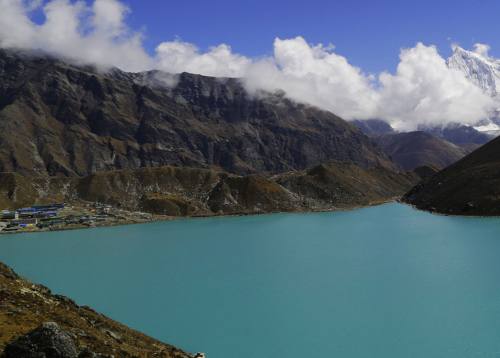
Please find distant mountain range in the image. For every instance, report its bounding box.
[2,48,500,216]
[353,120,489,171]
[354,46,500,147]
[422,123,492,149]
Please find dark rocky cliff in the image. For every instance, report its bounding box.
[0,49,394,177]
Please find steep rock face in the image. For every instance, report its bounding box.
[375,131,467,170]
[0,49,394,177]
[403,136,500,215]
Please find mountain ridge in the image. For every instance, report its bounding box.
[0,48,396,177]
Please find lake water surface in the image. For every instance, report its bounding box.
[2,203,500,358]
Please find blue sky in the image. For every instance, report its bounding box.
[118,0,500,73]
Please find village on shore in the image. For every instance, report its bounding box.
[0,202,156,233]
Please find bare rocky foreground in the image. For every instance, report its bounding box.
[0,262,195,357]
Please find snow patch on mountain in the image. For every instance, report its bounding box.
[447,44,500,135]
[447,44,500,101]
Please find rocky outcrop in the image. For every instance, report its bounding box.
[4,322,116,358]
[4,322,79,358]
[0,48,394,177]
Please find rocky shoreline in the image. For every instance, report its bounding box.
[0,162,420,235]
[0,196,403,235]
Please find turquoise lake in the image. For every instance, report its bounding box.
[2,203,500,357]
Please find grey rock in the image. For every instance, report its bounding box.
[4,322,79,358]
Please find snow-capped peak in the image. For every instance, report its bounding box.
[447,45,500,98]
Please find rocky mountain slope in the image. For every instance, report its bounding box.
[375,131,468,171]
[0,48,394,177]
[0,163,419,216]
[0,262,193,357]
[403,136,500,215]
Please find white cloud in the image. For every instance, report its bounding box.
[25,0,42,11]
[0,0,497,130]
[377,43,495,130]
[92,0,129,38]
[473,43,491,57]
[0,0,37,48]
[244,37,380,120]
[155,41,251,77]
[0,0,152,71]
[154,37,380,120]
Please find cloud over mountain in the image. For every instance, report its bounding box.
[0,0,152,71]
[378,44,495,130]
[0,0,497,131]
